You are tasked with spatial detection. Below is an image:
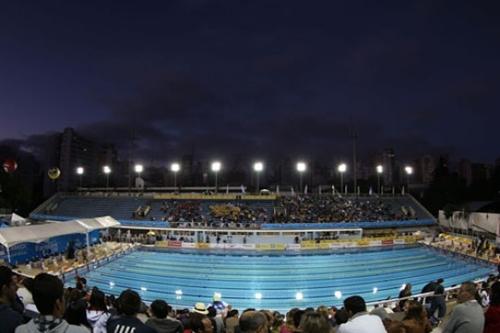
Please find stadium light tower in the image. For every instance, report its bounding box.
[253,161,264,193]
[103,165,111,189]
[211,161,222,193]
[170,162,181,188]
[76,166,84,187]
[296,162,307,192]
[338,163,347,194]
[376,165,383,194]
[404,165,413,191]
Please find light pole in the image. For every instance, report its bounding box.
[76,166,84,188]
[376,165,383,194]
[404,165,413,193]
[253,161,264,193]
[170,162,180,188]
[338,163,347,194]
[211,161,221,193]
[296,162,307,192]
[103,165,111,189]
[134,164,144,191]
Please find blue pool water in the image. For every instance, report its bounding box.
[80,245,494,312]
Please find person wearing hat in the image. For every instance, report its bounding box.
[193,303,209,316]
[190,303,213,333]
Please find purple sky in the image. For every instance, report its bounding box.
[1,0,499,163]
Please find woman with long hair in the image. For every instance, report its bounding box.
[401,300,432,333]
[398,283,412,311]
[300,312,332,333]
[64,298,91,331]
[280,308,299,333]
[87,288,110,333]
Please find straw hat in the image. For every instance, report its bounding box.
[193,302,209,315]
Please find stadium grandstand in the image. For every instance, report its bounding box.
[0,188,499,333]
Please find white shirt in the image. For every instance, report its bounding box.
[338,312,388,333]
[17,287,34,306]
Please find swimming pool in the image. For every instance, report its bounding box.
[80,245,494,312]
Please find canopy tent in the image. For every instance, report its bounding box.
[0,216,120,263]
[10,213,26,226]
[74,216,120,231]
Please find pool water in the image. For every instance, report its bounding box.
[81,245,494,312]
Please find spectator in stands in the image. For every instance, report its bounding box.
[398,283,412,311]
[479,281,490,307]
[146,300,183,333]
[428,278,446,323]
[239,311,268,333]
[75,277,87,293]
[334,308,349,328]
[300,312,331,333]
[337,296,387,333]
[484,281,500,333]
[442,281,485,333]
[64,298,91,330]
[291,309,304,332]
[0,266,24,333]
[207,306,224,333]
[106,289,156,333]
[225,309,239,333]
[270,311,284,333]
[189,312,213,333]
[17,277,34,307]
[15,273,88,333]
[87,288,110,333]
[401,300,432,333]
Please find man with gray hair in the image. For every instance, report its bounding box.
[442,281,484,333]
[239,311,268,333]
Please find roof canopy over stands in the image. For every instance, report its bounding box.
[0,216,119,248]
[73,216,120,232]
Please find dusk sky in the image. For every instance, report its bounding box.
[1,0,499,163]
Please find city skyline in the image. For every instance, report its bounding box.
[1,1,500,162]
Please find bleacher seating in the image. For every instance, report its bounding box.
[30,193,435,228]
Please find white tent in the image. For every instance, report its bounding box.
[10,213,26,226]
[0,216,120,263]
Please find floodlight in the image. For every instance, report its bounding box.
[211,161,221,172]
[296,162,307,173]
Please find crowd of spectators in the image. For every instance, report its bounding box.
[1,264,499,333]
[272,195,410,223]
[159,201,204,223]
[131,195,418,226]
[208,204,270,224]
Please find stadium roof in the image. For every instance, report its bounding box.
[0,216,119,248]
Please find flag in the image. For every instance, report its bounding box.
[304,185,308,194]
[240,184,246,193]
[291,187,295,195]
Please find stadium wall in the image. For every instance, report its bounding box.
[155,235,418,251]
[30,213,436,230]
